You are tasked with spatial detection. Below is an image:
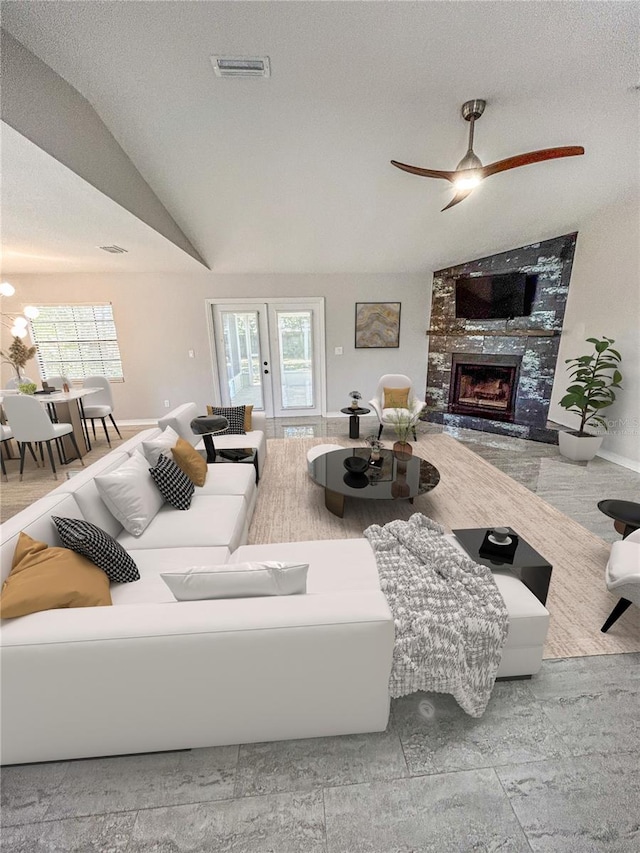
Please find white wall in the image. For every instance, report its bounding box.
[1,272,430,420]
[549,193,640,469]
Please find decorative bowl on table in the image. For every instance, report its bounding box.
[343,472,369,489]
[343,456,369,474]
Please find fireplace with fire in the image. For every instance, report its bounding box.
[449,354,521,422]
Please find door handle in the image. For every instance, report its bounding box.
[264,369,269,374]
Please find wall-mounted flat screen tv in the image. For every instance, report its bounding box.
[455,272,538,320]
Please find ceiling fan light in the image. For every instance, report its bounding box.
[0,281,16,297]
[456,151,483,171]
[23,305,40,319]
[13,316,28,328]
[10,325,28,338]
[454,172,483,191]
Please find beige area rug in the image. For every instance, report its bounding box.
[249,434,640,659]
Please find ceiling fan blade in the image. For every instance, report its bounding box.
[480,146,584,179]
[390,161,456,182]
[441,189,474,211]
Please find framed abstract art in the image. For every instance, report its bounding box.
[355,302,401,348]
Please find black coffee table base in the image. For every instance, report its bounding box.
[324,486,414,518]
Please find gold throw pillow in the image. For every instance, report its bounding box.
[0,532,112,619]
[383,387,410,409]
[171,437,207,487]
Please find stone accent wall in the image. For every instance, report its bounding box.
[426,233,577,442]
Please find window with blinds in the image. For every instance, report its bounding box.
[29,304,124,382]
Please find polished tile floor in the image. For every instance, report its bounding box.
[3,417,639,852]
[3,654,639,852]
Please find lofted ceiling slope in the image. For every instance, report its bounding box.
[2,0,639,274]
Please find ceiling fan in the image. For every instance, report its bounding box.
[391,99,584,211]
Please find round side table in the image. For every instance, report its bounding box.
[340,407,371,439]
[597,499,640,539]
[190,415,229,463]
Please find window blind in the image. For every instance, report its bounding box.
[29,304,124,382]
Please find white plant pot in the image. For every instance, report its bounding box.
[558,430,604,462]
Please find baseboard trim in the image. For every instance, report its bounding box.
[596,448,640,473]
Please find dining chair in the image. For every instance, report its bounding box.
[82,376,122,446]
[45,374,71,390]
[2,394,84,480]
[0,424,13,481]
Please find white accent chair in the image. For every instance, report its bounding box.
[82,376,122,447]
[2,394,84,480]
[601,528,640,632]
[0,424,13,481]
[44,374,71,390]
[368,373,424,441]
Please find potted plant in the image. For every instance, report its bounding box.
[558,336,622,461]
[387,405,422,459]
[349,390,362,410]
[1,336,37,385]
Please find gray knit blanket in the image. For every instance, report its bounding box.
[364,513,509,717]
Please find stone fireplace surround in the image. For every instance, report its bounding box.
[425,233,578,443]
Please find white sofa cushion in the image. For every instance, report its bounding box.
[231,539,382,594]
[116,495,248,551]
[161,561,309,601]
[196,463,256,502]
[158,403,200,447]
[95,452,164,537]
[55,452,130,538]
[0,494,84,584]
[110,547,231,605]
[138,426,180,466]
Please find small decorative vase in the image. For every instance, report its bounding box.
[370,449,381,462]
[350,400,359,409]
[393,440,412,460]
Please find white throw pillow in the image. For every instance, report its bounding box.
[138,426,180,467]
[161,561,309,601]
[95,452,165,536]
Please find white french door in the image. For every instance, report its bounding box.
[209,298,325,418]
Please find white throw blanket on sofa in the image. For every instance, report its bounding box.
[364,513,509,717]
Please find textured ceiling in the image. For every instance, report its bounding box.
[1,122,209,273]
[2,0,639,274]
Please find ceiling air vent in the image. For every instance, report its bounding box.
[98,245,128,254]
[211,55,271,78]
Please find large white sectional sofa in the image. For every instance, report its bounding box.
[0,407,549,766]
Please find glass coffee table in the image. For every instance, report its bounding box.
[309,447,440,518]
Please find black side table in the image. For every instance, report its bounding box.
[340,407,371,439]
[597,500,640,539]
[190,415,229,463]
[452,527,553,606]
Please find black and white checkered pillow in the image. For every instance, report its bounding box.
[207,405,246,435]
[52,516,140,584]
[149,454,194,510]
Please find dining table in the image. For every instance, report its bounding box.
[0,387,100,463]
